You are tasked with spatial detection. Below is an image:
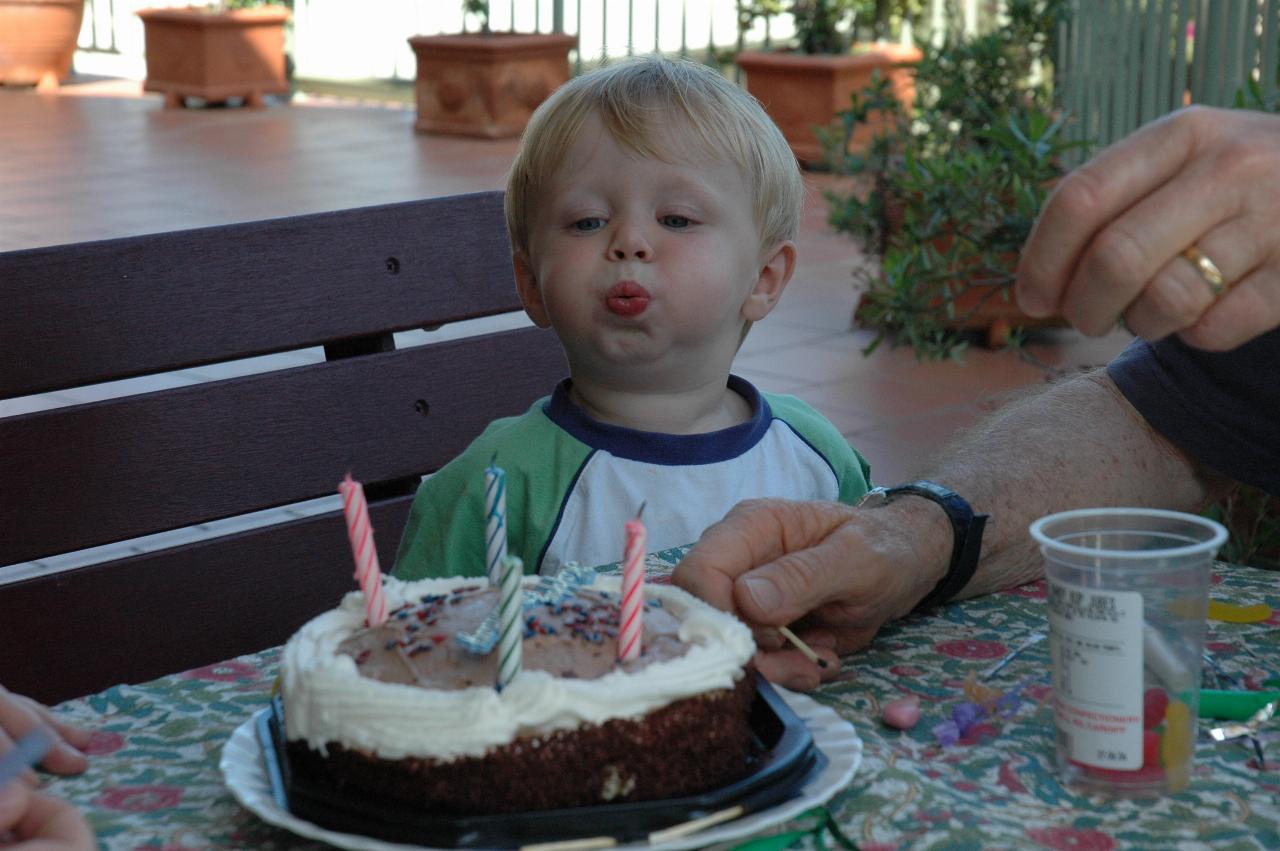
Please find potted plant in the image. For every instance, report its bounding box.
[734,0,922,165]
[136,1,291,108]
[408,0,577,139]
[823,0,1086,358]
[0,0,85,90]
[1210,485,1280,571]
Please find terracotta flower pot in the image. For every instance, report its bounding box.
[0,0,85,89]
[408,31,577,139]
[137,5,291,108]
[737,43,921,166]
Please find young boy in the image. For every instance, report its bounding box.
[394,55,871,579]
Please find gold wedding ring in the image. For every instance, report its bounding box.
[1181,244,1227,297]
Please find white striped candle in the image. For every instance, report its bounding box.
[618,517,646,662]
[484,458,508,587]
[496,554,524,690]
[338,473,387,627]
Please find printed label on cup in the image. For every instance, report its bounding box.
[1048,577,1143,768]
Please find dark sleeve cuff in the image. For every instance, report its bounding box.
[1106,333,1280,496]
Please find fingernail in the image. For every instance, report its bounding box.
[743,577,782,613]
[1014,285,1045,317]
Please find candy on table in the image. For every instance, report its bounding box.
[963,671,1004,711]
[881,695,921,730]
[1207,600,1273,624]
[1072,685,1190,787]
[1143,729,1162,769]
[1144,687,1169,729]
[1075,730,1166,784]
[1161,699,1194,791]
[932,676,1032,746]
[1199,689,1280,720]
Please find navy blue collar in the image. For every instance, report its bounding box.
[542,375,773,465]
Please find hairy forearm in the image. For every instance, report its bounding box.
[924,370,1230,599]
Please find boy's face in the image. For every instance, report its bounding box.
[514,114,793,392]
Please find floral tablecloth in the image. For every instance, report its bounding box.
[43,560,1280,851]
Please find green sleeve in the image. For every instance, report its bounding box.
[392,445,491,580]
[763,393,873,503]
[392,399,593,579]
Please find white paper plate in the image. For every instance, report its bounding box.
[221,688,863,851]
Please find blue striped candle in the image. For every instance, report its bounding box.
[484,457,508,587]
[496,554,524,691]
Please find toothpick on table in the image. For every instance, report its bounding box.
[982,631,1045,680]
[778,625,829,669]
[648,804,747,844]
[520,837,617,851]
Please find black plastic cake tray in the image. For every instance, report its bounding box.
[257,676,826,848]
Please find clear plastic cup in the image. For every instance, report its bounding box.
[1029,508,1227,795]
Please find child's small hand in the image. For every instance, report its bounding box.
[0,781,96,849]
[0,687,91,782]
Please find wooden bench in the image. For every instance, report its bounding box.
[0,191,566,705]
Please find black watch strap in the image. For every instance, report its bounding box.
[860,480,989,611]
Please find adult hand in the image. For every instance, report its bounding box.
[1017,106,1280,351]
[673,498,949,691]
[0,689,90,784]
[0,782,95,850]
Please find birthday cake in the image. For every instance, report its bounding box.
[279,569,758,814]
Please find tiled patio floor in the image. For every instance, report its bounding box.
[0,78,1132,575]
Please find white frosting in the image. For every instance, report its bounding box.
[281,574,755,762]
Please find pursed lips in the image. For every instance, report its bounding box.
[605,281,651,317]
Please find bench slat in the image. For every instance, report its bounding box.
[0,497,413,705]
[1,327,565,566]
[0,192,520,399]
[1,190,569,703]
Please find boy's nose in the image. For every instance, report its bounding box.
[608,225,651,261]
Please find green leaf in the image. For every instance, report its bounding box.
[823,810,860,850]
[726,829,812,851]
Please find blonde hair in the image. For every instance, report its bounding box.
[505,55,803,258]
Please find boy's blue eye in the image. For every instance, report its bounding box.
[661,215,691,229]
[573,217,605,232]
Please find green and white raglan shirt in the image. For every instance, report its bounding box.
[393,376,871,579]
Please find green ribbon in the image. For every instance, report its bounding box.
[727,807,859,851]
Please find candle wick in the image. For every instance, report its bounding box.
[635,502,647,521]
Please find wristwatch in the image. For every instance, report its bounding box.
[857,480,989,611]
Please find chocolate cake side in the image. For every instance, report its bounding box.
[286,674,757,814]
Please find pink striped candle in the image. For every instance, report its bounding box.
[338,473,388,627]
[618,516,646,662]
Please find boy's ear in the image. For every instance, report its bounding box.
[741,240,797,322]
[513,252,552,329]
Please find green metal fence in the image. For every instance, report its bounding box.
[1057,0,1279,163]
